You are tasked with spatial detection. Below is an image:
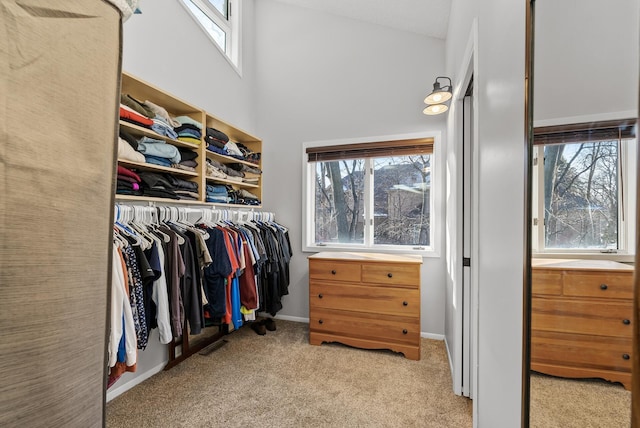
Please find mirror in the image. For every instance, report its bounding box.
[528,0,638,426]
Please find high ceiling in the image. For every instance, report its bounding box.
[271,0,452,40]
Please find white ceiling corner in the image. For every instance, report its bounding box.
[270,0,452,40]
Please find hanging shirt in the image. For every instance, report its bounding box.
[109,246,137,368]
[201,227,232,319]
[148,235,172,344]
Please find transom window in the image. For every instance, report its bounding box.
[532,119,636,256]
[179,0,240,70]
[304,136,437,253]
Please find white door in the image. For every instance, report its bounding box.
[461,78,474,397]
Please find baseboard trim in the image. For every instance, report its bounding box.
[444,336,455,377]
[421,332,444,340]
[106,362,166,402]
[272,314,309,323]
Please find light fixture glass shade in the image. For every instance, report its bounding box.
[423,103,449,115]
[424,89,452,105]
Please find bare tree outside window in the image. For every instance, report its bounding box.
[313,155,431,246]
[314,160,365,243]
[543,141,618,249]
[373,156,430,246]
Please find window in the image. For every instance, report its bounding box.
[179,0,240,70]
[305,135,437,254]
[533,119,636,256]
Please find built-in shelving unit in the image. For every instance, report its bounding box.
[116,72,262,207]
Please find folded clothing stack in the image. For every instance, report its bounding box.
[236,142,261,165]
[142,99,181,128]
[168,176,200,201]
[136,172,200,200]
[137,136,182,167]
[116,165,142,196]
[174,116,203,145]
[173,148,199,172]
[206,158,243,182]
[206,158,227,179]
[227,163,262,184]
[119,94,154,128]
[138,172,179,199]
[120,104,153,128]
[120,94,196,143]
[205,127,229,150]
[224,141,244,160]
[236,189,261,206]
[206,184,230,204]
[142,99,180,139]
[151,117,178,139]
[118,135,145,163]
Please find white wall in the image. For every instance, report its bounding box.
[445,0,526,426]
[534,0,639,124]
[254,0,448,336]
[122,0,257,133]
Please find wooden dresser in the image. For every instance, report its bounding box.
[531,259,634,389]
[308,252,422,360]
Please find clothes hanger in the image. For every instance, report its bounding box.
[129,206,155,250]
[163,206,186,245]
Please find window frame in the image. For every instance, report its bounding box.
[178,0,242,75]
[302,132,442,257]
[531,120,636,261]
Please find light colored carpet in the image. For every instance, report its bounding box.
[106,320,472,427]
[530,372,631,428]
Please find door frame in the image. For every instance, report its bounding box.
[450,18,479,401]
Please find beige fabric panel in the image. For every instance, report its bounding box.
[0,1,121,427]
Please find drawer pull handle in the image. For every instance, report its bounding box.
[600,284,608,290]
[318,294,323,299]
[402,329,408,334]
[318,319,324,324]
[622,354,630,360]
[331,270,337,275]
[623,319,631,325]
[387,273,393,278]
[403,301,408,306]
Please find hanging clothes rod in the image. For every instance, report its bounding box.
[114,203,275,225]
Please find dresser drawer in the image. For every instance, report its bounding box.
[309,260,361,282]
[310,309,420,346]
[531,270,562,296]
[563,271,633,300]
[532,298,633,338]
[310,281,420,317]
[531,330,632,372]
[361,263,420,287]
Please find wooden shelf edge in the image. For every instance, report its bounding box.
[119,121,201,150]
[117,159,199,177]
[115,194,262,210]
[115,195,203,204]
[205,150,261,168]
[205,176,260,189]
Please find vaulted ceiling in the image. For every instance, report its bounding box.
[270,0,452,40]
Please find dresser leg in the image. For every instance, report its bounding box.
[309,334,323,346]
[403,348,421,361]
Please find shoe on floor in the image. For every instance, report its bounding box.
[262,318,276,331]
[251,322,266,335]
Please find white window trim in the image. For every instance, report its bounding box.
[178,0,242,76]
[531,117,636,262]
[302,131,442,258]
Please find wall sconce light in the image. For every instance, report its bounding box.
[423,76,452,115]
